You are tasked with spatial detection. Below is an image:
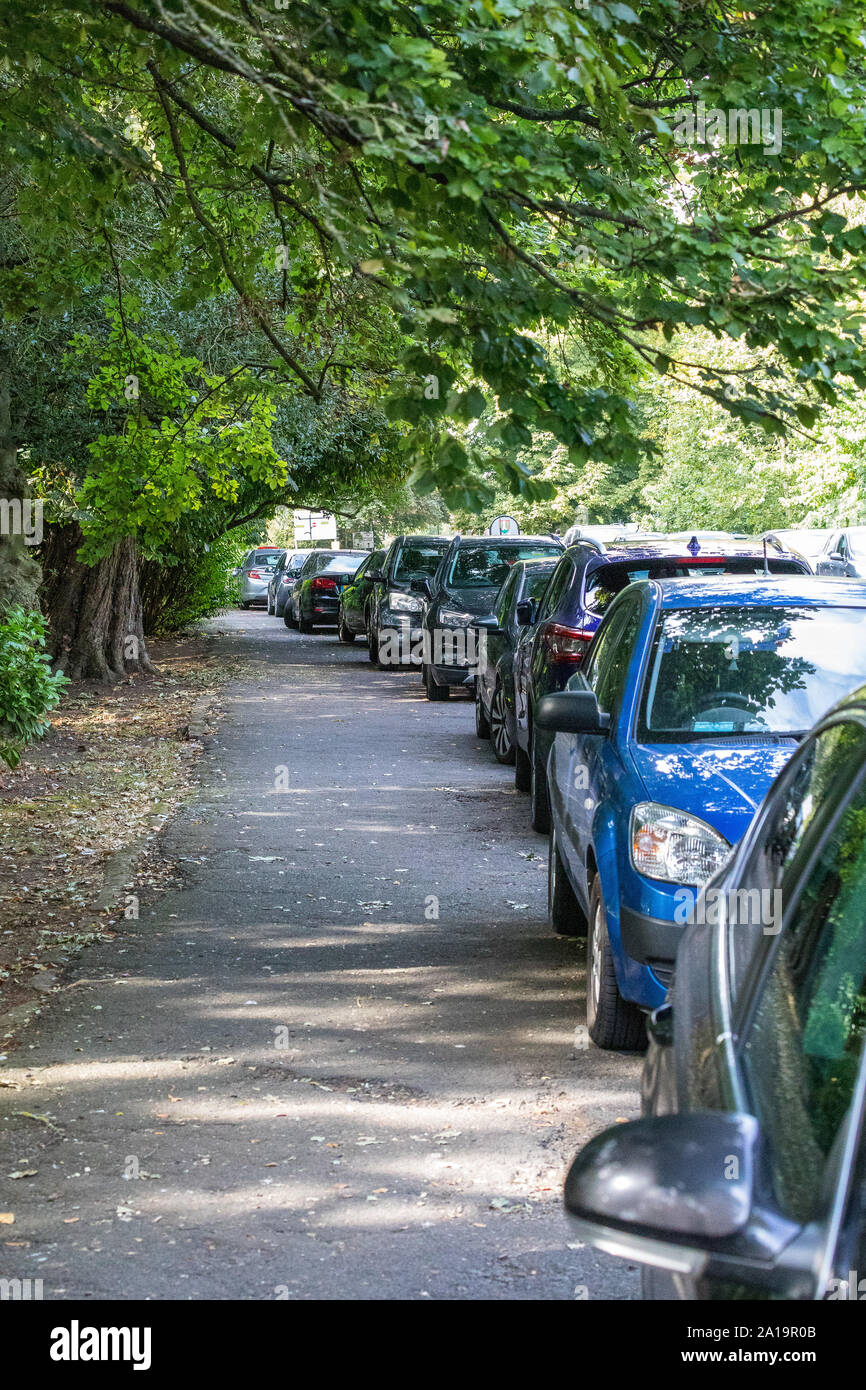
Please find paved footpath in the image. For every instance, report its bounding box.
[0,612,640,1300]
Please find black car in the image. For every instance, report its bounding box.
[267,549,307,616]
[514,535,810,834]
[367,534,450,667]
[337,549,386,644]
[474,557,559,763]
[419,534,564,702]
[286,550,369,632]
[564,684,866,1299]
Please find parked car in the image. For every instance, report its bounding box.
[288,550,369,633]
[337,550,386,644]
[366,535,451,667]
[815,525,866,578]
[762,527,836,571]
[418,534,564,701]
[564,684,866,1298]
[267,550,307,615]
[236,545,284,608]
[536,574,866,1049]
[474,557,560,763]
[514,535,811,834]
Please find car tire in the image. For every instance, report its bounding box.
[266,593,273,615]
[284,606,298,629]
[514,740,531,792]
[338,615,356,644]
[475,683,491,738]
[530,728,551,834]
[423,664,449,701]
[240,601,251,610]
[299,616,314,634]
[586,877,647,1052]
[548,825,587,936]
[490,682,515,764]
[367,624,378,664]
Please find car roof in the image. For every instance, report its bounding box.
[397,534,450,543]
[573,535,805,564]
[452,534,563,547]
[648,575,866,609]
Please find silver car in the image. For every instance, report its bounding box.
[236,546,284,607]
[268,550,308,616]
[815,526,866,578]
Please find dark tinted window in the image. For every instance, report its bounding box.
[537,556,573,620]
[494,567,520,627]
[525,564,557,603]
[743,769,866,1222]
[730,722,866,1000]
[247,548,282,569]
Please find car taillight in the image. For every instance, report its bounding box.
[541,623,593,663]
[311,576,338,592]
[248,570,264,579]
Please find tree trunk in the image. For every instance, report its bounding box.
[41,522,156,682]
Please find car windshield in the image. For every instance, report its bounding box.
[394,543,447,581]
[448,544,559,588]
[638,605,866,741]
[524,564,558,601]
[586,557,807,616]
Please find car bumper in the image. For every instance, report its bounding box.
[241,580,269,602]
[378,619,424,663]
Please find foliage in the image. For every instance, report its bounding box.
[4,0,866,522]
[0,607,68,768]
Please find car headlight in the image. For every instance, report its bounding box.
[438,608,475,627]
[630,802,730,886]
[387,590,422,613]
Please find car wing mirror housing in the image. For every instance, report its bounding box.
[515,599,535,625]
[410,577,432,598]
[536,690,609,734]
[367,569,385,582]
[565,1113,759,1264]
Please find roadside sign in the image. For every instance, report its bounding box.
[294,509,337,542]
[487,515,520,536]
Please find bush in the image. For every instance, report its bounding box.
[0,607,69,768]
[139,530,259,634]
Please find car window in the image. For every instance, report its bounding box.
[638,605,866,741]
[494,567,519,627]
[729,721,866,1001]
[249,549,281,568]
[318,552,368,574]
[394,543,447,582]
[448,544,559,588]
[838,534,850,560]
[586,591,643,715]
[537,557,572,621]
[742,767,866,1223]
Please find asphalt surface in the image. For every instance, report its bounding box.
[0,610,641,1300]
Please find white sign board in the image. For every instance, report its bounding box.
[294,509,337,542]
[487,515,520,536]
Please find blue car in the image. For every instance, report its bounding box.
[537,575,866,1050]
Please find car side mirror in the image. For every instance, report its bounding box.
[410,577,432,598]
[367,570,385,582]
[828,551,844,562]
[535,690,609,735]
[565,1112,758,1248]
[515,599,535,626]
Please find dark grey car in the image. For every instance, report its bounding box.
[474,557,558,763]
[563,685,866,1299]
[815,525,866,578]
[268,550,307,616]
[367,534,450,668]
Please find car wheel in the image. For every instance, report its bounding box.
[514,740,531,792]
[299,616,314,634]
[240,601,251,610]
[548,824,587,936]
[338,614,356,644]
[490,682,515,765]
[367,624,378,663]
[586,877,647,1051]
[423,664,449,701]
[475,683,491,738]
[530,728,551,834]
[265,593,272,614]
[284,606,298,629]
